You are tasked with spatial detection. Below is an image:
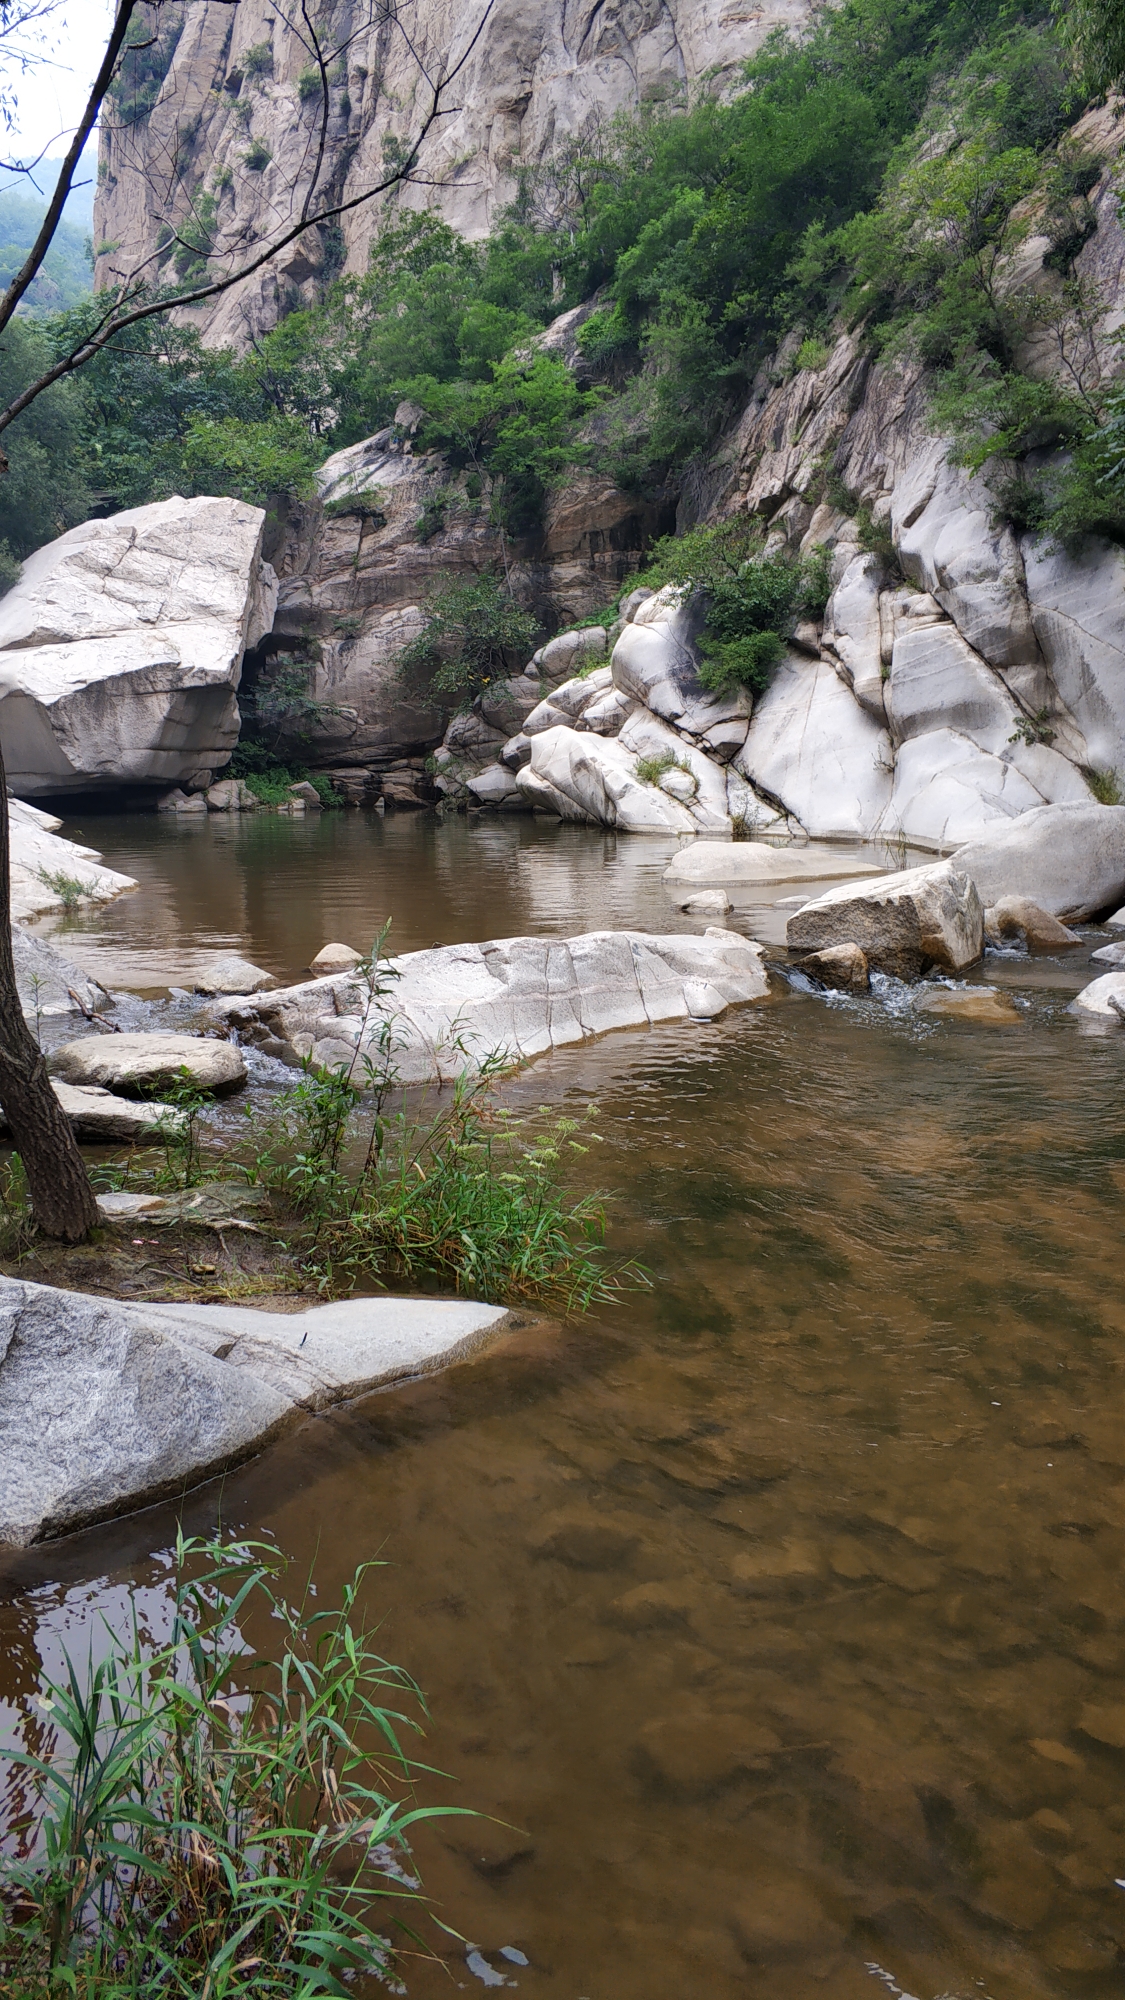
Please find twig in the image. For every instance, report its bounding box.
[66,987,122,1032]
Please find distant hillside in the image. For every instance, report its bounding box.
[0,188,91,312]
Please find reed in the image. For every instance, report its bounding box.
[0,1533,464,1998]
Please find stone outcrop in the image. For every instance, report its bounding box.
[8,798,138,922]
[951,803,1125,921]
[95,0,812,349]
[0,498,276,800]
[787,862,984,979]
[209,928,770,1082]
[0,1278,513,1547]
[11,922,111,1022]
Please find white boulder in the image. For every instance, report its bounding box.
[0,1278,512,1546]
[735,652,893,840]
[516,725,716,833]
[0,497,276,798]
[664,844,881,888]
[1070,971,1125,1022]
[821,553,886,718]
[787,860,984,978]
[210,928,771,1084]
[610,585,751,741]
[50,1031,247,1096]
[1021,532,1125,777]
[951,803,1125,920]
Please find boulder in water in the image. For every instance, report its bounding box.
[952,803,1125,921]
[786,861,984,979]
[796,943,870,993]
[984,897,1082,950]
[50,1032,247,1096]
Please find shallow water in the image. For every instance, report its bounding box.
[4,814,1125,1997]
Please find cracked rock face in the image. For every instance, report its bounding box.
[0,497,275,798]
[208,928,771,1084]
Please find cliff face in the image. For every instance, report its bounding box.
[95,0,810,349]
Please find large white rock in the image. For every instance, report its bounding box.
[211,928,770,1084]
[951,802,1125,919]
[821,553,886,718]
[0,497,276,797]
[1071,971,1125,1022]
[890,451,1038,669]
[885,730,1046,850]
[786,860,984,978]
[886,619,1019,749]
[1021,532,1125,775]
[0,1278,512,1546]
[610,585,751,742]
[8,797,137,921]
[516,722,730,833]
[735,652,894,840]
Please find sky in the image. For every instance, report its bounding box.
[1,0,113,161]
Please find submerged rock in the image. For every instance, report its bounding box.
[913,985,1022,1025]
[309,942,363,975]
[0,497,276,799]
[50,1032,247,1096]
[0,1279,513,1547]
[787,861,984,979]
[678,889,733,915]
[663,844,881,889]
[191,955,276,996]
[1070,971,1125,1022]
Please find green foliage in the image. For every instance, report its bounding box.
[0,317,88,557]
[634,748,696,789]
[106,2,183,125]
[35,868,88,911]
[1055,0,1125,96]
[0,192,91,313]
[179,411,318,506]
[0,1531,461,1997]
[1088,766,1122,804]
[794,335,831,372]
[251,952,642,1309]
[639,521,829,696]
[0,540,21,596]
[243,139,273,173]
[400,348,593,534]
[397,573,538,701]
[242,40,274,78]
[297,64,322,101]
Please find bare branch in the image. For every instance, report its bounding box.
[0,0,497,439]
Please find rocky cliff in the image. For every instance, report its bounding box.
[95,0,811,350]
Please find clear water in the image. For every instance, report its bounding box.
[3,812,1125,1998]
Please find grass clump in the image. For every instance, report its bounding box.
[634,749,696,793]
[35,868,88,912]
[0,1531,463,1998]
[250,929,642,1310]
[1087,767,1122,805]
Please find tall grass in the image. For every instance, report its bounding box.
[0,1533,466,1998]
[251,1051,640,1310]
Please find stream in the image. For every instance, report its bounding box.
[2,810,1125,1997]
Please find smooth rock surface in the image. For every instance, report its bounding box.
[12,923,110,1021]
[952,804,1125,920]
[190,955,277,996]
[736,653,893,841]
[211,930,771,1084]
[0,498,275,798]
[516,726,702,834]
[1070,972,1125,1022]
[787,862,984,979]
[310,942,363,975]
[1089,940,1125,964]
[9,798,137,923]
[0,1278,512,1547]
[678,890,733,916]
[664,844,882,888]
[50,1033,248,1096]
[51,1081,187,1141]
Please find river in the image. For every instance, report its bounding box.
[2,810,1124,1998]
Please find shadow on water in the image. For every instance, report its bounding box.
[4,814,1125,1996]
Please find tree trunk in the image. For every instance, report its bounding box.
[0,749,97,1240]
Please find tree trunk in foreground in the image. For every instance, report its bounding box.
[0,744,97,1239]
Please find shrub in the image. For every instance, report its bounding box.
[242,39,274,77]
[250,934,644,1308]
[794,335,831,372]
[297,64,322,101]
[634,749,696,790]
[243,139,272,172]
[0,1532,461,1997]
[106,3,184,125]
[397,573,538,701]
[639,522,829,698]
[1087,767,1122,805]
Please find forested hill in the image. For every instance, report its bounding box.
[0,0,1120,586]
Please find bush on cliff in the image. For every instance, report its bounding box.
[639,523,831,696]
[396,573,538,702]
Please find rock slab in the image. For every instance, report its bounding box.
[952,804,1125,921]
[0,1278,512,1547]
